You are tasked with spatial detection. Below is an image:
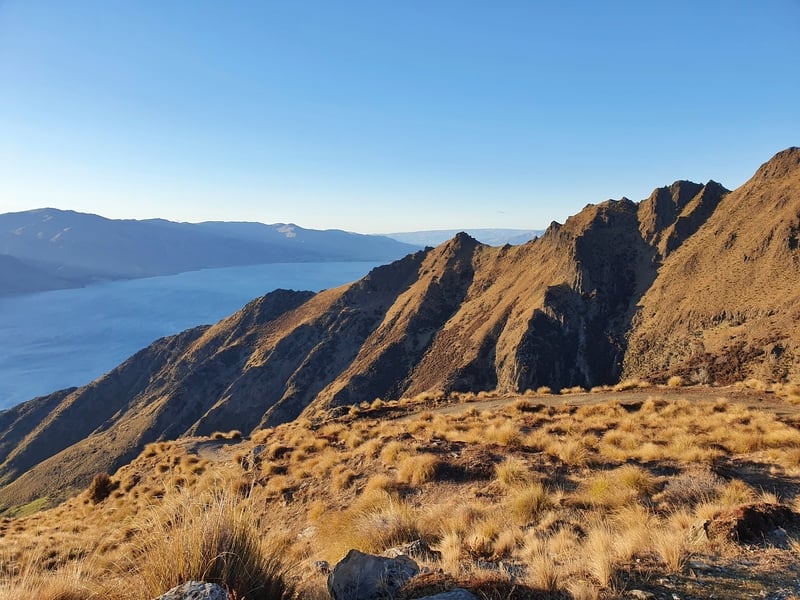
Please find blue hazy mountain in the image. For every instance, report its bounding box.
[0,208,419,296]
[385,228,542,247]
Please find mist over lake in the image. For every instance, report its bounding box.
[0,261,381,410]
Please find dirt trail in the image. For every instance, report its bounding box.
[399,385,800,421]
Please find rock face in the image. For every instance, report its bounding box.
[327,549,420,600]
[624,147,800,383]
[153,581,228,600]
[3,147,800,510]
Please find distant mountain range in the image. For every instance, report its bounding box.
[0,211,544,297]
[384,229,542,247]
[2,147,799,510]
[0,210,420,296]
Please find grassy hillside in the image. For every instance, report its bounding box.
[2,383,800,599]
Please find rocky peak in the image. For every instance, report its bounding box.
[638,180,705,243]
[753,147,800,181]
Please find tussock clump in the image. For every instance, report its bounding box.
[495,457,532,488]
[87,473,117,504]
[111,488,293,600]
[397,453,440,486]
[508,483,553,525]
[316,490,423,560]
[667,375,685,387]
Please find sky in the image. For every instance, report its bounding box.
[0,1,798,234]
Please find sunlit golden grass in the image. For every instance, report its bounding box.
[3,389,800,599]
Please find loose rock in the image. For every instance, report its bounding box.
[153,581,228,600]
[328,549,420,600]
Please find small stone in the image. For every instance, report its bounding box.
[152,581,228,600]
[627,591,655,600]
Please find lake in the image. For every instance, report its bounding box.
[0,261,382,410]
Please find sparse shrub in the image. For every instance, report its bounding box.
[87,473,116,504]
[655,469,724,509]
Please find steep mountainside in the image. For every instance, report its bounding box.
[624,147,800,383]
[2,148,799,510]
[0,209,418,295]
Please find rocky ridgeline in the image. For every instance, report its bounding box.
[3,147,800,514]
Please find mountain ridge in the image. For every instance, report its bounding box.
[2,147,799,511]
[0,209,419,296]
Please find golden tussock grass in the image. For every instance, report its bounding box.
[4,389,800,599]
[396,453,439,486]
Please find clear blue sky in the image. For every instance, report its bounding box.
[1,1,798,233]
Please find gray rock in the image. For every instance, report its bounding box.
[328,549,420,600]
[627,591,655,600]
[153,581,228,600]
[417,589,478,600]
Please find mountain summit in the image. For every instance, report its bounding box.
[1,148,799,509]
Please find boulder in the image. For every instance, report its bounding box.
[328,549,420,600]
[152,581,228,600]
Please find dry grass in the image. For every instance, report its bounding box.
[110,488,292,600]
[3,390,800,599]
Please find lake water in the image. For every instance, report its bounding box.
[0,261,382,410]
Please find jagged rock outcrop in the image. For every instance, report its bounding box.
[624,147,800,383]
[3,147,800,511]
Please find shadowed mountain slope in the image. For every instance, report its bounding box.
[4,148,800,510]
